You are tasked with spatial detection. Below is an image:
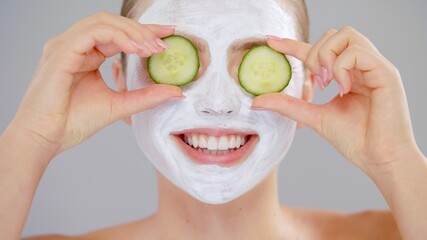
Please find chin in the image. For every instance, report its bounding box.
[131,102,298,205]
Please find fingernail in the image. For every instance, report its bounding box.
[321,66,328,85]
[130,40,145,51]
[161,25,176,29]
[144,41,158,53]
[168,96,186,101]
[155,38,169,49]
[315,75,325,91]
[338,84,344,97]
[266,35,282,40]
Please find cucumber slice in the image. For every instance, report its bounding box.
[147,35,199,86]
[238,45,292,96]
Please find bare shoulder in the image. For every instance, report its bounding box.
[287,207,402,240]
[23,215,156,240]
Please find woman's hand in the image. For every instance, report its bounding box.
[12,12,183,159]
[253,27,420,177]
[254,27,427,239]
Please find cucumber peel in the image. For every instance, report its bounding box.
[238,45,292,96]
[147,35,200,86]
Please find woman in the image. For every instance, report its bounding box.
[1,0,425,239]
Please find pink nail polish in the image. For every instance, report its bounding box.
[155,38,169,49]
[144,41,158,53]
[160,25,176,29]
[338,84,345,97]
[266,35,282,40]
[130,40,145,51]
[169,96,186,100]
[321,67,328,85]
[315,75,325,91]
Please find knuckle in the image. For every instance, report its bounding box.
[305,54,319,73]
[387,63,400,77]
[326,28,338,35]
[344,44,358,54]
[94,11,111,21]
[43,36,60,54]
[341,25,356,34]
[317,45,331,60]
[332,61,341,74]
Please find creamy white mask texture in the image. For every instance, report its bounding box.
[127,0,305,204]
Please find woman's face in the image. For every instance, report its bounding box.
[126,0,305,204]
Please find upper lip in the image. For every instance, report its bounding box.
[170,128,258,137]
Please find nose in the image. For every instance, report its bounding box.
[194,91,241,116]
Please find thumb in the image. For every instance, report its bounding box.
[252,93,322,133]
[110,84,184,124]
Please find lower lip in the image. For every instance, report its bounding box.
[173,135,259,166]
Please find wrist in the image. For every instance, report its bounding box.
[368,146,426,196]
[367,147,426,239]
[2,119,60,167]
[363,141,421,177]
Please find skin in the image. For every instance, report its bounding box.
[0,1,425,240]
[127,0,304,205]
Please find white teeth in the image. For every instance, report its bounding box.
[199,135,207,148]
[218,136,228,150]
[207,136,218,150]
[236,136,242,147]
[192,134,198,148]
[183,133,250,152]
[229,135,236,149]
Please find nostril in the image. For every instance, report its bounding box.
[200,109,234,115]
[195,98,241,116]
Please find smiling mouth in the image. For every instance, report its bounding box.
[172,129,259,166]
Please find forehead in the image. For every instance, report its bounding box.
[138,0,297,41]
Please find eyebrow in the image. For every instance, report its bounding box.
[176,31,267,53]
[175,32,207,53]
[229,39,268,52]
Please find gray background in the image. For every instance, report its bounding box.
[0,0,425,237]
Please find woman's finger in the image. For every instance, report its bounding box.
[66,12,171,55]
[65,24,138,56]
[318,26,378,86]
[332,45,389,94]
[267,37,330,91]
[305,29,338,84]
[252,93,323,133]
[50,24,136,78]
[109,84,184,124]
[266,37,311,62]
[145,24,176,38]
[141,25,176,53]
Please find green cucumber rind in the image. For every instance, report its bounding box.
[238,45,292,96]
[147,35,200,86]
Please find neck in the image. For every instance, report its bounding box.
[154,170,295,240]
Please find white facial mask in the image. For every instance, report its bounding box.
[127,0,305,204]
